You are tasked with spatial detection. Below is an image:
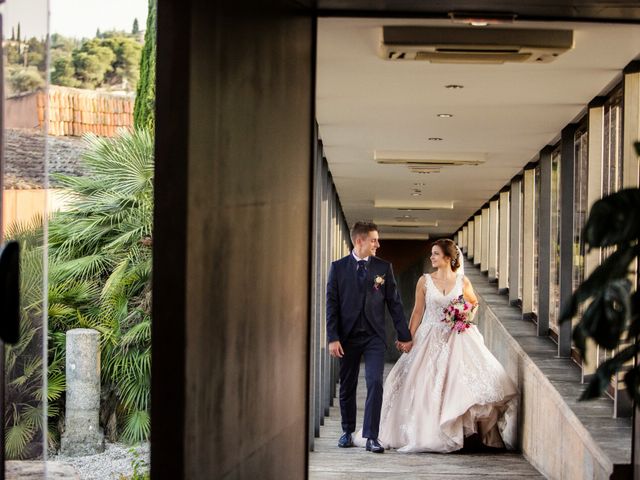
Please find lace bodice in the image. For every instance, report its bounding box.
[421,274,463,325]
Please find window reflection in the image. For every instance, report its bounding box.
[549,149,562,332]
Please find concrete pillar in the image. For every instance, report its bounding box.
[498,189,510,293]
[61,329,104,456]
[488,198,499,279]
[462,225,468,253]
[481,206,490,273]
[623,62,640,189]
[468,220,475,260]
[522,166,536,316]
[583,98,605,380]
[509,177,522,306]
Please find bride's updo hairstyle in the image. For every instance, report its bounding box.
[433,239,461,272]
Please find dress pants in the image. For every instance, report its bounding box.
[339,330,385,439]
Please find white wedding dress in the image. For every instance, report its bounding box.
[373,273,518,453]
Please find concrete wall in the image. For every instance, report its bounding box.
[151,1,314,478]
[5,93,39,129]
[476,294,614,480]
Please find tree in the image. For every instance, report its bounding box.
[72,39,116,88]
[16,22,21,42]
[100,36,142,88]
[7,67,45,94]
[51,57,80,87]
[11,26,15,41]
[132,18,140,35]
[26,37,46,72]
[96,28,101,39]
[6,43,21,65]
[134,0,156,130]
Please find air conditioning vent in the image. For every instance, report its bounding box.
[381,26,573,64]
[377,220,439,227]
[375,151,484,174]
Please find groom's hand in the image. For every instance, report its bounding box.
[329,341,344,358]
[396,340,413,353]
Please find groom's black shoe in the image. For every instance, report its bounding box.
[338,432,354,448]
[366,438,384,453]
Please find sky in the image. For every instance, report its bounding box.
[0,0,148,40]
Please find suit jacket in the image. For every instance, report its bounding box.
[326,254,411,345]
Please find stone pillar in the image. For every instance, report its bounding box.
[61,329,104,456]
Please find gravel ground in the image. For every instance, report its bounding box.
[51,442,150,479]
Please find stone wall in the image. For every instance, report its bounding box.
[475,283,615,479]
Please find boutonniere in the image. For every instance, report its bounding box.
[373,274,386,290]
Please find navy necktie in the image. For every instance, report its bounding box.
[357,260,367,288]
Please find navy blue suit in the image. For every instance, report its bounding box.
[326,254,411,439]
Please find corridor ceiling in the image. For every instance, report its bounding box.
[316,18,640,239]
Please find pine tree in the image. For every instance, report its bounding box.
[11,27,15,42]
[16,23,21,42]
[133,0,156,130]
[96,28,101,38]
[132,18,139,35]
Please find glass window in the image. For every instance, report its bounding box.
[549,149,562,332]
[598,88,623,366]
[573,128,589,292]
[533,164,540,317]
[603,88,623,198]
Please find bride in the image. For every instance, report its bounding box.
[367,238,518,453]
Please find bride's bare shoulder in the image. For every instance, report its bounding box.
[417,274,427,288]
[462,275,473,287]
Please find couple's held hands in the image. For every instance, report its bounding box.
[329,340,344,358]
[396,340,413,353]
[331,339,412,357]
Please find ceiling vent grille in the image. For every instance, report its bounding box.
[381,26,573,64]
[375,152,484,174]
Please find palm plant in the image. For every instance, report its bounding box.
[4,216,64,458]
[47,128,153,443]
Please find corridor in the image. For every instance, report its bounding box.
[309,365,544,479]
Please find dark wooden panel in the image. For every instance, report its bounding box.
[152,1,314,478]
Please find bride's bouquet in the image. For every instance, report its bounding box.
[442,295,478,333]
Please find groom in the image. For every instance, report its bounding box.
[326,221,413,453]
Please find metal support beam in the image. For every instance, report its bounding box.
[559,124,578,357]
[537,147,554,337]
[462,225,468,254]
[474,214,482,266]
